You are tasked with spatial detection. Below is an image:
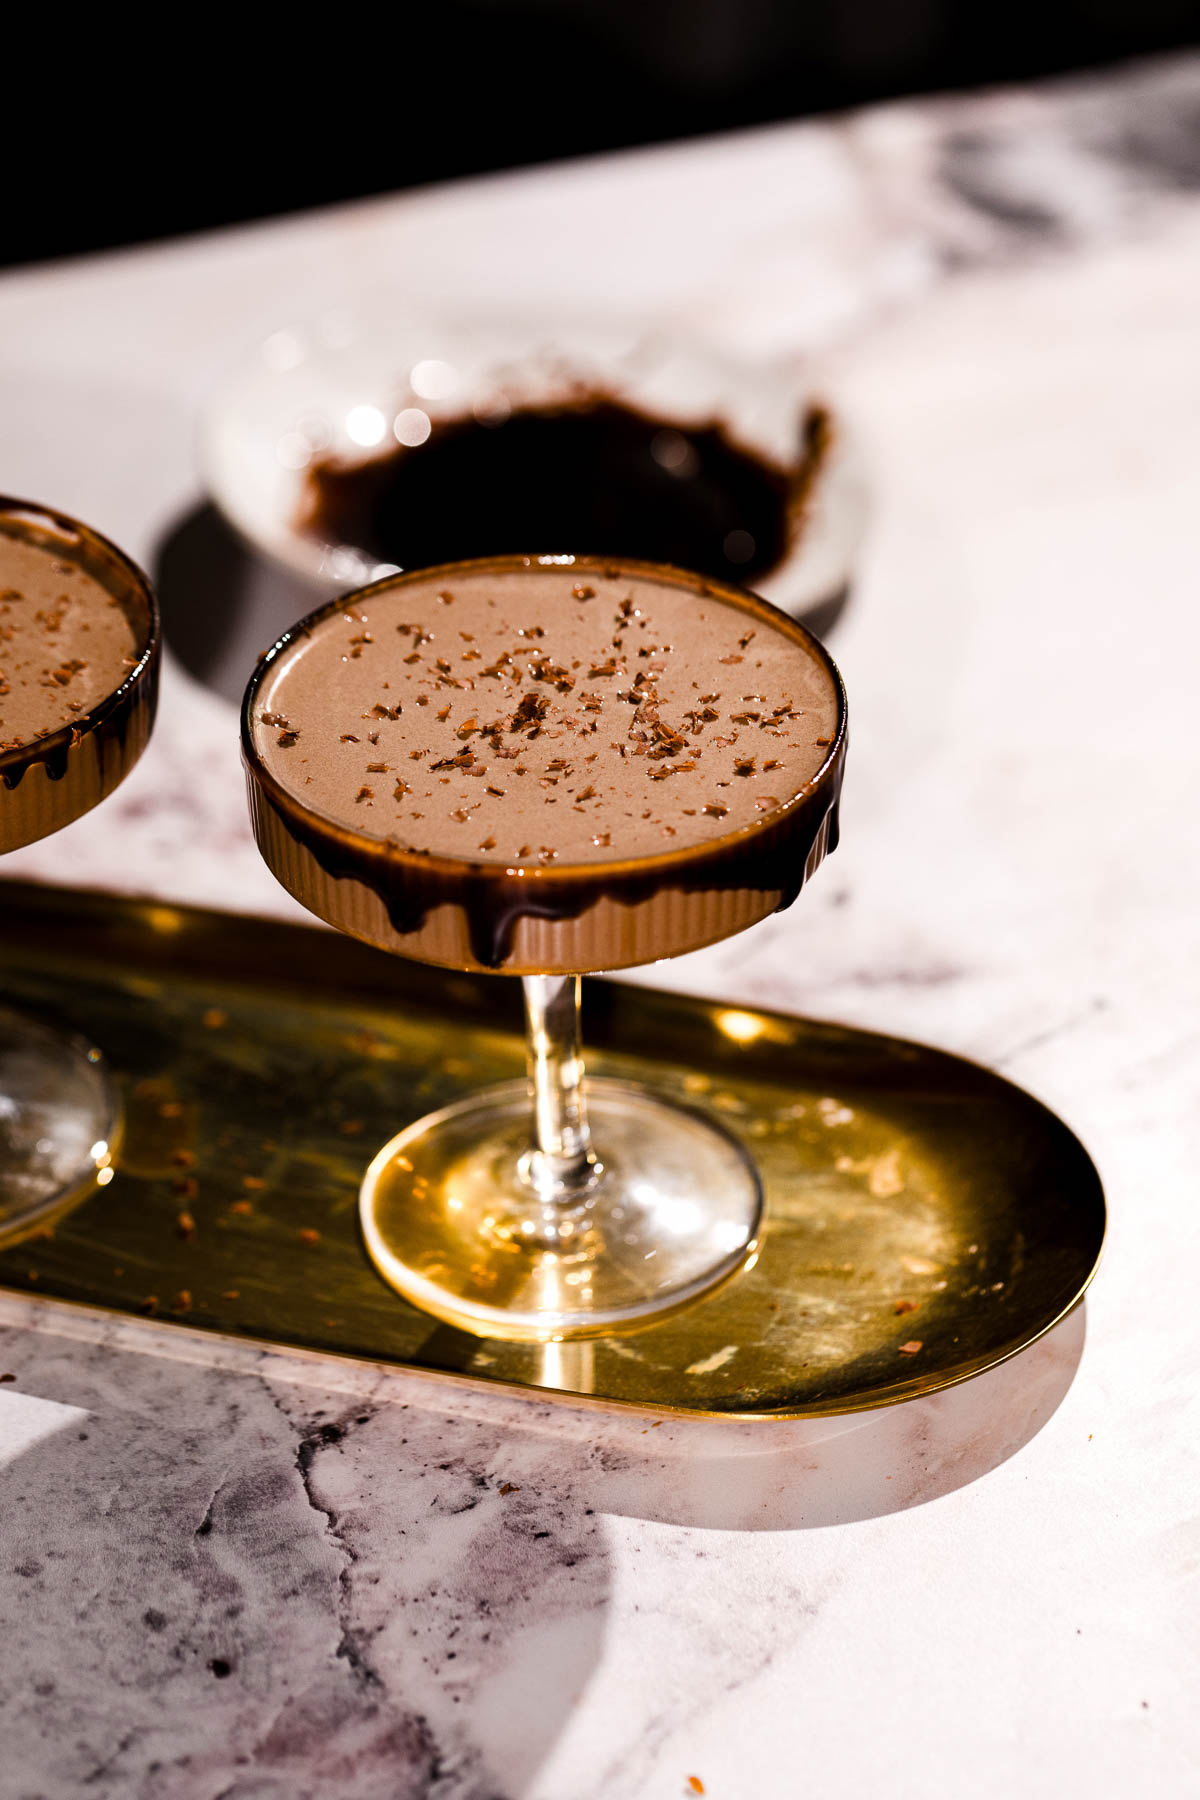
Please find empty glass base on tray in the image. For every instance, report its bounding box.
[0,1007,117,1244]
[359,978,762,1340]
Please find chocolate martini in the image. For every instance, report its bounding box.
[0,498,160,1244]
[242,555,846,1341]
[0,501,159,852]
[244,556,844,974]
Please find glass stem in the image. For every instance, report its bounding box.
[522,974,595,1202]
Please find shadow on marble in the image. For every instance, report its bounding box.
[153,502,324,707]
[0,1295,1084,1791]
[0,1322,612,1798]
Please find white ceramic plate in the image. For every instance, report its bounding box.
[200,304,869,618]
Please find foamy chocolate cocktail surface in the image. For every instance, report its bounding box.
[0,502,159,852]
[0,531,140,747]
[244,558,846,973]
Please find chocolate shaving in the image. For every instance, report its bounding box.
[509,692,548,734]
[529,657,575,693]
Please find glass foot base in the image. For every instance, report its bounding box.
[0,1007,118,1246]
[360,1078,763,1341]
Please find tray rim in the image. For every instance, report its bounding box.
[0,1278,1097,1424]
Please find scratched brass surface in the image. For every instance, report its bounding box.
[0,881,1104,1417]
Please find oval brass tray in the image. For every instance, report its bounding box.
[0,881,1104,1418]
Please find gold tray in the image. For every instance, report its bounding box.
[0,880,1104,1418]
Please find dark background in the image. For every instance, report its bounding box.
[6,0,1195,270]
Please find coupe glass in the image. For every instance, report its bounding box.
[242,555,845,1341]
[0,499,159,1243]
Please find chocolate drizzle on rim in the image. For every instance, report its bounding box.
[242,555,847,972]
[0,499,160,798]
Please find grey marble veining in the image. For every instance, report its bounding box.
[2,1325,601,1799]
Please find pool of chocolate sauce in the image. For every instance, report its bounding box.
[302,395,830,583]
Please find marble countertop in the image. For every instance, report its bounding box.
[2,53,1199,1799]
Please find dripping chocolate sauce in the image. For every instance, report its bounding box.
[302,395,831,586]
[0,671,155,791]
[248,764,843,972]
